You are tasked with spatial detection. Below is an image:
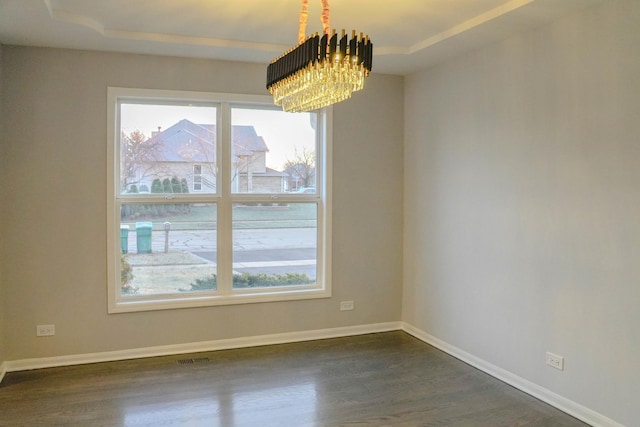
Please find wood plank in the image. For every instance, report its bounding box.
[0,332,587,426]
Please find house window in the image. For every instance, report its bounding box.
[193,164,203,191]
[107,88,332,313]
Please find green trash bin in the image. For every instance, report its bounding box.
[120,225,129,254]
[136,221,153,254]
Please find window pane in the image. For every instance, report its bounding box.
[120,203,217,295]
[193,164,203,191]
[119,103,217,195]
[232,203,317,288]
[231,108,316,194]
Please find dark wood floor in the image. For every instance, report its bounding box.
[0,331,587,426]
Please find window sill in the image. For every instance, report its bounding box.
[108,287,332,314]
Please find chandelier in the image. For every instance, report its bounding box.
[266,0,373,112]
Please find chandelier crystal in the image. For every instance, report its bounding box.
[266,1,373,113]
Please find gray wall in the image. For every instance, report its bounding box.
[0,46,403,360]
[403,1,639,425]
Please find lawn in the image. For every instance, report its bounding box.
[122,203,317,230]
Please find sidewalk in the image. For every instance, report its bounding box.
[124,228,317,294]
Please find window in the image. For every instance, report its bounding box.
[193,164,203,191]
[107,88,332,313]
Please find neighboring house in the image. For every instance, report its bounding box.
[124,119,287,193]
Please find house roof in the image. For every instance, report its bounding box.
[145,119,268,162]
[265,167,288,177]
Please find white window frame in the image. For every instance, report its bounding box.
[107,87,332,313]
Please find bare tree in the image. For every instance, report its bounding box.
[120,130,163,191]
[282,147,315,190]
[175,133,217,192]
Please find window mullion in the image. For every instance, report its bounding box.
[217,103,233,295]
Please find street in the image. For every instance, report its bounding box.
[124,227,317,279]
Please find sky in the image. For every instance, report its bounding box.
[120,103,316,170]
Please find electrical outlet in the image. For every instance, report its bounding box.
[36,324,55,337]
[340,300,354,311]
[546,352,564,370]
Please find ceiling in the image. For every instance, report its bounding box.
[0,0,603,75]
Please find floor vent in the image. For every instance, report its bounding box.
[176,357,210,366]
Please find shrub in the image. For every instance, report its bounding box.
[178,177,191,213]
[121,254,137,294]
[187,274,218,291]
[150,179,166,214]
[171,176,181,193]
[162,178,172,193]
[162,178,177,213]
[180,178,190,194]
[151,178,163,193]
[233,272,314,288]
[183,272,314,292]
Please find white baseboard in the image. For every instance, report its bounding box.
[4,321,402,373]
[2,321,622,427]
[401,322,624,427]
